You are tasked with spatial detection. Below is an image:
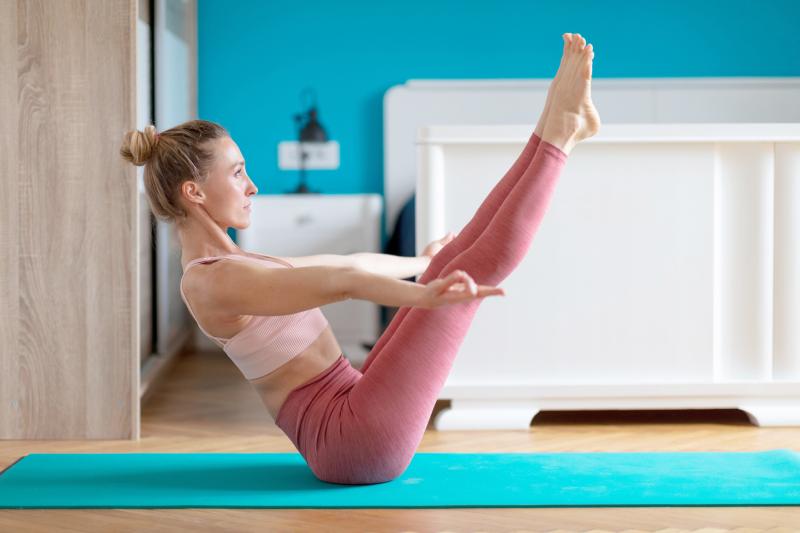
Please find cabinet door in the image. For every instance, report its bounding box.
[248,195,371,253]
[421,140,717,385]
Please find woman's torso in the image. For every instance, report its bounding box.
[181,251,343,420]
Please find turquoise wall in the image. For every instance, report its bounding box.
[198,0,800,244]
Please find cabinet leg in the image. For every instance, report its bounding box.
[432,399,540,431]
[740,405,800,427]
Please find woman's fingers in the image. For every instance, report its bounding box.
[438,270,505,300]
[447,271,476,295]
[427,271,506,308]
[479,285,505,297]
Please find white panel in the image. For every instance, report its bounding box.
[155,0,196,128]
[713,144,774,381]
[774,143,800,380]
[154,0,197,356]
[432,141,715,384]
[655,86,799,123]
[415,143,446,263]
[385,78,800,239]
[278,141,340,170]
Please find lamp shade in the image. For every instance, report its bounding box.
[299,107,327,142]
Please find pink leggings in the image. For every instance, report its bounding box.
[275,132,567,485]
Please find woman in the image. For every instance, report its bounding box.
[120,32,600,485]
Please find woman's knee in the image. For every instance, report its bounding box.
[314,465,406,485]
[311,449,413,485]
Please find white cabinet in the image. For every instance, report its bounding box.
[417,124,800,430]
[237,194,384,368]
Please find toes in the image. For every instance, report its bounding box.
[573,34,586,51]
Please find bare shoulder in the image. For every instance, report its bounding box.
[190,257,284,312]
[182,260,254,337]
[182,259,224,295]
[184,258,260,301]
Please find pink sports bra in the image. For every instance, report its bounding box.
[179,252,330,380]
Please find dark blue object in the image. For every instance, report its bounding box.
[384,193,415,261]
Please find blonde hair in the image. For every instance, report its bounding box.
[119,119,229,223]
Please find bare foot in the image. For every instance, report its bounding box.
[534,33,573,138]
[541,32,601,155]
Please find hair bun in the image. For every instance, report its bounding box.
[119,124,159,167]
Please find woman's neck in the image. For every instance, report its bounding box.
[176,216,240,264]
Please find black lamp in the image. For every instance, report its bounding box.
[289,88,328,194]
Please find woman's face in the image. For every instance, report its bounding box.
[193,136,258,229]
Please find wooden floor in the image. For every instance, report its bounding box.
[2,346,799,532]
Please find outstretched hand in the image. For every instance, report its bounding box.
[421,232,457,260]
[415,270,505,309]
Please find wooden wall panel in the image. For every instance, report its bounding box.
[0,0,22,437]
[0,0,138,439]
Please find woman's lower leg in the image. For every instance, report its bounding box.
[359,130,541,373]
[358,34,578,374]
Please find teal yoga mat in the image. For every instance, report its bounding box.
[1,450,799,509]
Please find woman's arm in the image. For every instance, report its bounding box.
[199,259,497,318]
[351,253,431,279]
[343,268,426,307]
[200,261,354,317]
[350,232,454,278]
[344,267,505,309]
